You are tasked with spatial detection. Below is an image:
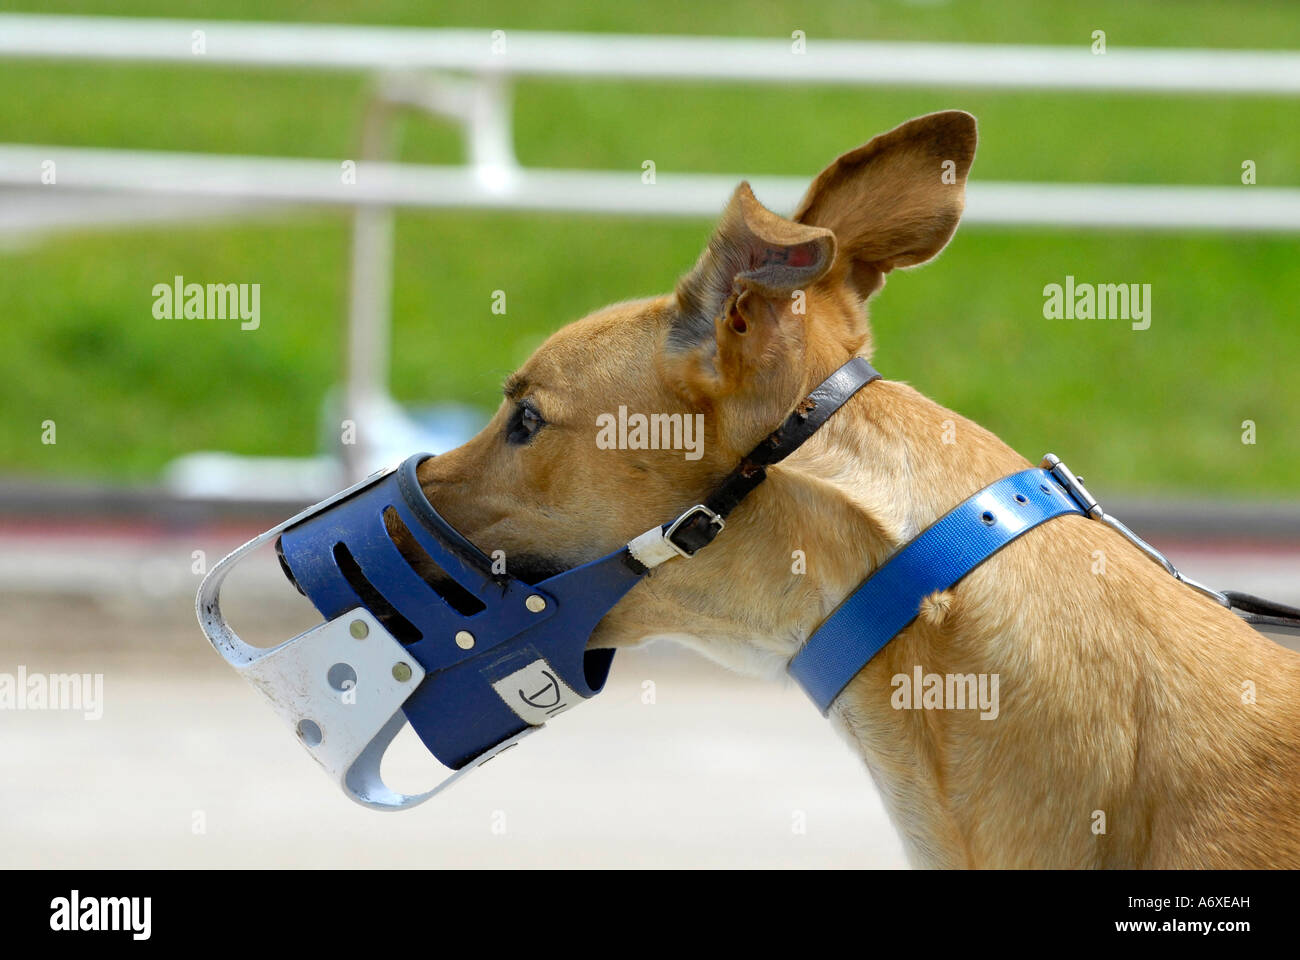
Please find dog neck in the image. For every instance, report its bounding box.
[767,376,1021,866]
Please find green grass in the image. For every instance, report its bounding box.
[0,0,1297,495]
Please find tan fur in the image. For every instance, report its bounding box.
[414,111,1300,868]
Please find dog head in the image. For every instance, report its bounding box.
[417,111,976,672]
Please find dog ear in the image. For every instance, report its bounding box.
[794,110,976,300]
[672,182,835,347]
[667,183,835,403]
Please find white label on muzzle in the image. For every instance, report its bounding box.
[491,658,584,726]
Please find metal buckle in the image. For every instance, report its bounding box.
[1040,453,1102,519]
[1039,453,1230,608]
[663,504,725,558]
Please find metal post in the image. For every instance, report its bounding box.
[341,91,398,483]
[340,71,518,483]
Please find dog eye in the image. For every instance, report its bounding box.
[506,402,546,445]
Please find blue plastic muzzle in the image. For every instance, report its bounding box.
[275,453,643,770]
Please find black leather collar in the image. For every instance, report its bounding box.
[665,356,881,557]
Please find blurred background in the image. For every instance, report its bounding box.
[0,0,1297,868]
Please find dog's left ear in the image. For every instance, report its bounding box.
[668,182,836,403]
[794,110,977,300]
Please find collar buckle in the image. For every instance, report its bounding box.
[1040,453,1102,519]
[664,504,726,558]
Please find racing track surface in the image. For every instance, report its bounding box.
[2,523,1296,868]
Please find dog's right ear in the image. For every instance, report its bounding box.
[666,182,835,409]
[794,110,976,301]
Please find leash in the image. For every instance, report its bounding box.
[1222,591,1300,638]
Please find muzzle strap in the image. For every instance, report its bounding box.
[659,356,881,560]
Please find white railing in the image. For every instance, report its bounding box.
[4,15,1300,92]
[2,15,1297,494]
[3,144,1299,229]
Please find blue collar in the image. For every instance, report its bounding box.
[788,465,1088,713]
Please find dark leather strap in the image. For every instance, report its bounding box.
[667,357,881,555]
[1225,590,1300,633]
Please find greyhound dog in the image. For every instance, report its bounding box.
[412,111,1300,868]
